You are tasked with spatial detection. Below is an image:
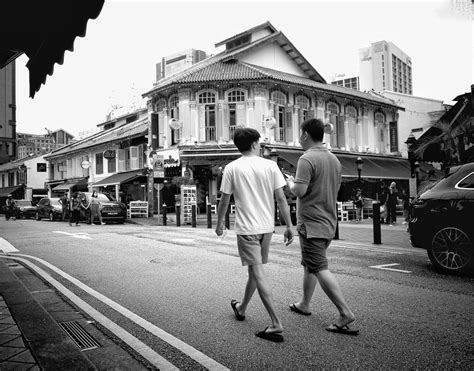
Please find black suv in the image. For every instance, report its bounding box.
[409,163,474,274]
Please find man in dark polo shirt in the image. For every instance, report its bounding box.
[286,118,359,336]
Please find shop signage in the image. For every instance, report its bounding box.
[153,155,165,178]
[103,150,116,160]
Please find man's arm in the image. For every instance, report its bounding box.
[275,187,294,246]
[286,176,308,198]
[215,193,231,236]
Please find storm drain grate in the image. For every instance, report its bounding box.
[59,321,101,351]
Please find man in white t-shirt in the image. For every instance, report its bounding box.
[215,128,294,343]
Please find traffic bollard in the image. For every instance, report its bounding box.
[225,205,230,229]
[162,203,167,226]
[207,203,212,229]
[372,201,381,244]
[176,204,181,227]
[191,204,196,228]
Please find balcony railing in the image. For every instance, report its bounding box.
[206,127,216,142]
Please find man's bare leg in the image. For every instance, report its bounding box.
[316,269,355,327]
[248,264,283,332]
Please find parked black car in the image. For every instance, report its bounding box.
[15,200,37,219]
[35,197,63,221]
[409,163,474,274]
[78,192,127,224]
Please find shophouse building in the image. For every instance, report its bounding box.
[142,22,411,209]
[44,109,150,203]
[0,154,49,208]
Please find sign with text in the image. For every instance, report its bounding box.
[153,155,164,178]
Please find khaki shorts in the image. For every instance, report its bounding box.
[297,224,330,274]
[236,233,272,266]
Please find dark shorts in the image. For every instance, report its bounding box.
[297,224,330,274]
[236,233,272,266]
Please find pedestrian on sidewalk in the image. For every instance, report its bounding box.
[87,191,106,225]
[387,182,399,225]
[5,194,17,220]
[69,192,82,226]
[353,188,364,222]
[59,192,69,221]
[286,118,358,336]
[215,127,294,343]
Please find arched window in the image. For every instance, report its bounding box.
[226,90,246,140]
[295,95,310,123]
[327,102,344,148]
[198,91,216,141]
[169,95,180,145]
[156,99,166,112]
[271,91,292,142]
[346,106,358,151]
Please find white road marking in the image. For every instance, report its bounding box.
[53,231,92,240]
[0,238,19,253]
[369,263,412,273]
[6,253,229,371]
[170,238,195,244]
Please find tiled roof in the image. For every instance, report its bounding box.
[147,58,399,108]
[46,117,148,159]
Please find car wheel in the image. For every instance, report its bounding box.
[49,212,55,222]
[36,212,41,221]
[427,226,473,274]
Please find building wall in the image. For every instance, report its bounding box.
[381,91,445,157]
[151,83,398,155]
[0,61,16,164]
[239,42,308,77]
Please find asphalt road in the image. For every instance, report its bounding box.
[1,218,473,369]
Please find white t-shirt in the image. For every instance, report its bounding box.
[220,155,286,235]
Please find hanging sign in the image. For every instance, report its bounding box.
[103,150,116,160]
[153,155,165,178]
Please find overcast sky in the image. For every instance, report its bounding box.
[15,0,473,137]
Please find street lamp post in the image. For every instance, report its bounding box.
[356,156,363,186]
[414,161,420,194]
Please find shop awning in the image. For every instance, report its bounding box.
[92,170,145,187]
[0,185,24,197]
[51,177,89,191]
[276,149,411,180]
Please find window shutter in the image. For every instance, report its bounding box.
[151,113,159,149]
[118,149,125,172]
[138,144,144,168]
[223,105,230,141]
[274,105,279,139]
[199,106,206,141]
[298,109,303,126]
[389,121,399,152]
[337,115,345,148]
[158,114,165,147]
[285,110,293,142]
[236,103,246,126]
[130,146,139,169]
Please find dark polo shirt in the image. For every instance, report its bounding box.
[294,145,341,239]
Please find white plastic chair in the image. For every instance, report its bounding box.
[337,202,349,222]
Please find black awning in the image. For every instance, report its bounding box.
[92,170,145,187]
[0,1,105,97]
[51,177,89,191]
[275,148,411,180]
[0,185,25,197]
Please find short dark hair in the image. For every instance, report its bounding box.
[300,118,324,142]
[233,128,260,153]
